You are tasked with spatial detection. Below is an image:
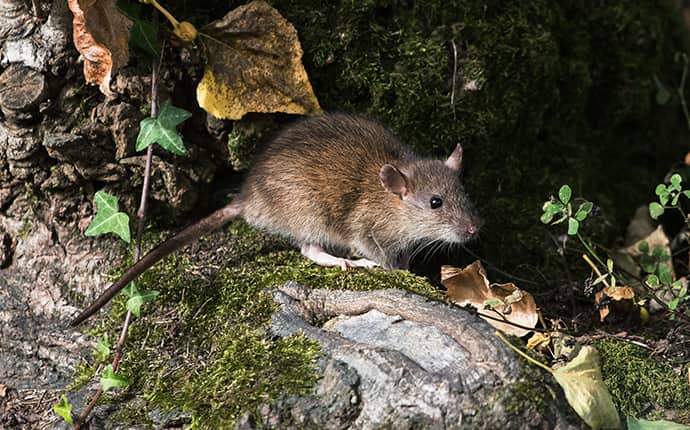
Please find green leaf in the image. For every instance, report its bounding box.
[659,192,669,206]
[654,75,672,106]
[126,289,160,317]
[606,259,614,272]
[100,365,129,392]
[655,184,666,196]
[679,286,688,297]
[567,218,579,235]
[158,100,192,129]
[669,297,680,311]
[671,173,683,189]
[553,346,621,430]
[52,394,73,425]
[672,194,680,206]
[85,191,131,242]
[95,335,111,360]
[122,281,139,298]
[558,185,572,204]
[483,298,504,309]
[682,190,690,199]
[645,275,660,288]
[574,201,593,221]
[638,241,649,253]
[658,266,673,285]
[135,102,190,155]
[131,19,160,57]
[649,202,664,220]
[540,212,554,224]
[627,415,690,430]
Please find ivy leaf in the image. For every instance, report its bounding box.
[52,394,73,425]
[95,335,111,361]
[558,185,572,204]
[122,281,138,298]
[158,100,192,129]
[135,101,191,155]
[567,218,579,235]
[100,365,128,392]
[85,191,130,243]
[649,202,664,220]
[126,288,160,317]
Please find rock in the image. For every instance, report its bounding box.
[236,282,584,430]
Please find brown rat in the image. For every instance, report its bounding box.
[71,113,481,326]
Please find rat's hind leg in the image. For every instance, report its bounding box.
[300,244,379,270]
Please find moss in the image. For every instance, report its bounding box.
[595,338,690,421]
[503,364,551,417]
[81,221,439,428]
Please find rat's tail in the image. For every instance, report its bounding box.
[70,202,243,326]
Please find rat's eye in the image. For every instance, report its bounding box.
[430,196,443,209]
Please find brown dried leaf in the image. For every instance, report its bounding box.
[0,383,6,397]
[442,261,538,337]
[594,285,637,322]
[197,0,321,120]
[67,0,131,96]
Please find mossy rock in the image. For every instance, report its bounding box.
[75,221,441,427]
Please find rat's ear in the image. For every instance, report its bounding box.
[445,143,463,172]
[380,164,410,198]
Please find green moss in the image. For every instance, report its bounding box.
[595,338,690,420]
[80,221,438,428]
[503,364,551,417]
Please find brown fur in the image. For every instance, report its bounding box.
[71,113,480,326]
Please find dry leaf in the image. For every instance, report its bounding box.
[197,0,321,120]
[68,0,132,96]
[442,261,538,337]
[594,285,637,322]
[526,332,551,351]
[553,346,621,429]
[0,383,6,397]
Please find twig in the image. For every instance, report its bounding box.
[74,41,162,430]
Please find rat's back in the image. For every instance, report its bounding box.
[239,113,412,250]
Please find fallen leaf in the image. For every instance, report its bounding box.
[0,383,6,397]
[553,346,621,430]
[594,285,637,322]
[526,332,551,351]
[442,261,538,337]
[627,415,690,430]
[67,0,132,96]
[197,0,321,120]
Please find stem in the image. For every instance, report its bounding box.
[495,331,553,374]
[148,0,179,27]
[582,253,610,288]
[678,53,690,136]
[74,41,162,430]
[577,231,606,269]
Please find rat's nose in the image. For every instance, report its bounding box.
[466,224,477,235]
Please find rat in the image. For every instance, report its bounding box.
[71,113,481,326]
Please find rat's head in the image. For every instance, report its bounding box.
[379,144,481,245]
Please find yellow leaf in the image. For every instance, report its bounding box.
[553,346,621,429]
[197,1,321,120]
